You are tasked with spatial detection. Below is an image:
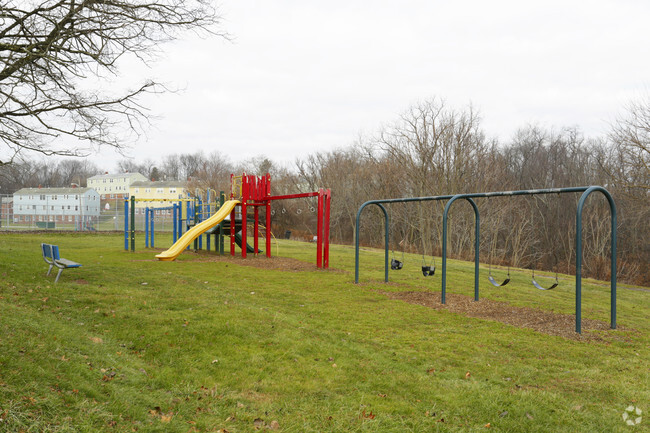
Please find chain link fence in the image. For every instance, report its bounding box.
[0,194,174,232]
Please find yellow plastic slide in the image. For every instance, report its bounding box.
[155,199,240,261]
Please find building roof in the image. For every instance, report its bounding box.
[130,180,186,188]
[14,187,97,195]
[87,172,148,180]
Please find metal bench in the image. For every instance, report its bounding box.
[41,243,82,283]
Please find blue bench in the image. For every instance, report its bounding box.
[41,243,82,283]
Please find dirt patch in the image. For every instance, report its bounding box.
[175,250,341,273]
[377,290,626,341]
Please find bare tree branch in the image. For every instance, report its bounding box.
[0,0,226,165]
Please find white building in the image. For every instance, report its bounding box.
[13,187,100,228]
[87,172,148,199]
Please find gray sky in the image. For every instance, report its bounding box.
[96,0,650,170]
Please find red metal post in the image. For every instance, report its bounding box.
[316,189,323,268]
[265,201,271,258]
[254,206,259,255]
[324,189,331,269]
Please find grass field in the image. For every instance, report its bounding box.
[0,232,648,432]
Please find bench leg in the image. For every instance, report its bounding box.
[47,264,53,276]
[55,268,63,283]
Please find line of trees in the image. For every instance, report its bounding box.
[291,97,649,286]
[1,97,647,285]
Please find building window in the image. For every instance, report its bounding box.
[40,194,45,200]
[42,205,46,210]
[134,188,139,193]
[67,205,71,210]
[75,205,78,211]
[145,188,151,193]
[68,216,72,222]
[51,206,54,211]
[169,187,177,194]
[52,195,57,200]
[157,188,164,194]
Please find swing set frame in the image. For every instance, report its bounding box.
[354,186,617,334]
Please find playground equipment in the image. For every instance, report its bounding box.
[150,173,331,268]
[155,200,239,261]
[354,186,617,334]
[488,262,511,287]
[124,189,253,254]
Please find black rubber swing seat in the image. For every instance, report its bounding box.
[488,275,510,287]
[532,278,558,291]
[421,265,435,276]
[391,259,403,270]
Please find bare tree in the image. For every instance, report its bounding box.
[0,0,225,165]
[606,96,650,191]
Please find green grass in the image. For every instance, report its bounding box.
[0,232,648,432]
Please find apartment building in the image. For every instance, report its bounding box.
[87,172,148,199]
[13,187,100,227]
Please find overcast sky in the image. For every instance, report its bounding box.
[93,0,649,171]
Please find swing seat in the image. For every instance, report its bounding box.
[532,278,558,291]
[488,275,510,287]
[421,265,435,276]
[391,258,403,270]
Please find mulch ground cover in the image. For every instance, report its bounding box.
[376,289,627,342]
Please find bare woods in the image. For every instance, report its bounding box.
[294,98,649,285]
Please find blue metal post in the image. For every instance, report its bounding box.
[178,200,183,239]
[172,203,178,243]
[206,190,211,251]
[151,209,155,248]
[198,198,203,250]
[145,207,150,248]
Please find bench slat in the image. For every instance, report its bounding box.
[56,258,82,268]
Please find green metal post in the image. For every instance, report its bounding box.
[354,202,389,283]
[576,186,617,333]
[441,196,479,304]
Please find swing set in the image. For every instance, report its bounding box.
[354,186,617,334]
[389,206,437,276]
